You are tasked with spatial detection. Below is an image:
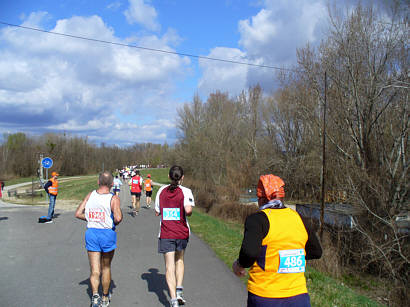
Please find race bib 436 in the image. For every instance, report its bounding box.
[163,208,180,220]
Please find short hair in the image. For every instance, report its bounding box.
[99,171,113,187]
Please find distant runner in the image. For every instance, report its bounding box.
[129,170,143,216]
[232,174,322,307]
[0,180,4,198]
[155,166,195,307]
[113,175,122,197]
[144,174,153,208]
[43,171,59,223]
[75,171,123,307]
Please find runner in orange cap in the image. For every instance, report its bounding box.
[144,174,153,208]
[233,174,322,307]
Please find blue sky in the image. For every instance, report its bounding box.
[0,0,373,146]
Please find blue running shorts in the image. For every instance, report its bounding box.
[85,228,117,252]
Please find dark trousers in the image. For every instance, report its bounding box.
[247,292,311,307]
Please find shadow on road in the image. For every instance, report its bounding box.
[79,278,117,299]
[141,268,169,306]
[127,211,136,217]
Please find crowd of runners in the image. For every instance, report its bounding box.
[74,166,195,307]
[19,164,322,307]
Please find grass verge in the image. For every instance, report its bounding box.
[140,168,170,184]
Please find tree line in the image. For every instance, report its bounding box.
[173,4,408,304]
[0,132,172,178]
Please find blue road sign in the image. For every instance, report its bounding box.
[41,157,53,169]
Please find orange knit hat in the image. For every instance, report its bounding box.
[257,174,285,200]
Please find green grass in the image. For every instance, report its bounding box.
[5,176,70,187]
[4,177,36,186]
[3,175,98,205]
[140,168,170,184]
[188,208,385,307]
[57,176,98,200]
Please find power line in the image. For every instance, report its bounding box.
[0,21,301,73]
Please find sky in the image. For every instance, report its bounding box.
[0,0,385,146]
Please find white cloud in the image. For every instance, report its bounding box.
[239,0,327,65]
[107,1,122,10]
[195,1,328,97]
[198,47,248,97]
[0,12,187,145]
[124,0,160,32]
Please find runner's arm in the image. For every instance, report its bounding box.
[238,212,269,268]
[183,187,195,216]
[111,195,123,225]
[154,186,162,216]
[184,205,193,216]
[75,192,92,221]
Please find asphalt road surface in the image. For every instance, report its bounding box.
[0,183,247,306]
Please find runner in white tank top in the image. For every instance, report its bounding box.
[85,190,115,229]
[75,172,122,307]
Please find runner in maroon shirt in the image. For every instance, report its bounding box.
[155,166,195,307]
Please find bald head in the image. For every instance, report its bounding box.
[98,171,113,187]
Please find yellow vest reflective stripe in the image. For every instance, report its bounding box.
[48,178,58,195]
[247,208,308,298]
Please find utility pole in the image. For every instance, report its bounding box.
[320,71,327,239]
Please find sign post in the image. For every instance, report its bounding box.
[41,157,53,201]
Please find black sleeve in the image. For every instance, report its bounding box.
[238,211,269,268]
[301,217,323,260]
[44,181,52,193]
[1,182,4,189]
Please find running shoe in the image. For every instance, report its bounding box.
[176,289,186,305]
[101,295,110,307]
[146,204,151,208]
[170,299,179,307]
[91,294,101,307]
[45,220,53,224]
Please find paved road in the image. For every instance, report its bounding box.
[0,182,247,307]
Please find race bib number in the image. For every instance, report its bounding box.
[163,208,180,221]
[133,179,139,184]
[88,210,106,223]
[278,249,305,273]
